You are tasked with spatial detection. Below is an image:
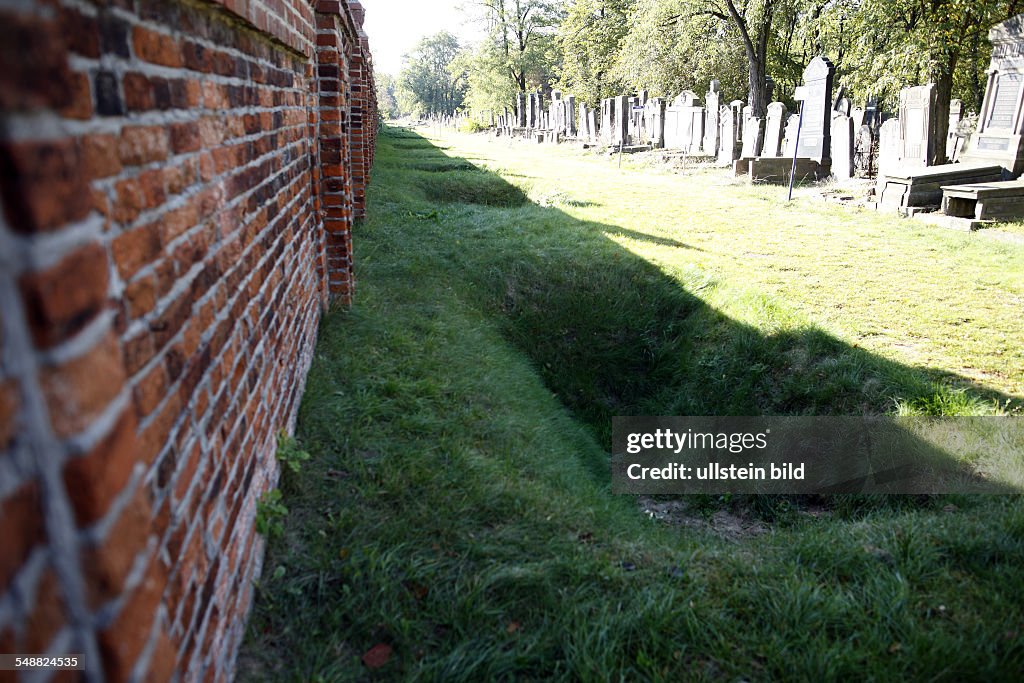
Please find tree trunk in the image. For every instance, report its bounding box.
[930,50,958,166]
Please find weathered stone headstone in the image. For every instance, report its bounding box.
[851,106,865,131]
[877,118,902,182]
[836,97,852,116]
[783,114,800,157]
[831,113,855,179]
[516,93,526,127]
[566,95,577,136]
[703,80,721,155]
[741,116,763,158]
[644,97,667,147]
[589,110,598,142]
[960,16,1024,174]
[855,124,874,177]
[762,102,788,157]
[898,83,938,167]
[615,95,629,145]
[796,56,835,161]
[718,104,740,164]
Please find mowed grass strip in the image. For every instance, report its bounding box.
[239,128,1024,681]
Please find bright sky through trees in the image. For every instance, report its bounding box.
[361,0,482,74]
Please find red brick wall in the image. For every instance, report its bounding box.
[0,1,374,681]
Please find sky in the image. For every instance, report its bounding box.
[361,0,484,76]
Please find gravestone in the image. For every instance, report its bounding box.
[831,113,855,179]
[516,93,526,127]
[960,15,1024,174]
[851,106,865,131]
[946,99,963,160]
[864,97,880,131]
[718,104,740,164]
[566,95,577,136]
[704,80,721,155]
[836,97,852,116]
[645,97,667,147]
[796,56,835,161]
[783,114,800,157]
[762,102,788,157]
[589,110,598,142]
[741,115,763,158]
[855,124,874,177]
[615,95,629,145]
[898,83,939,167]
[876,118,902,182]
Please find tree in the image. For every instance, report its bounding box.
[470,0,564,94]
[398,32,467,117]
[613,0,747,101]
[557,0,634,106]
[812,0,1023,164]
[374,70,401,120]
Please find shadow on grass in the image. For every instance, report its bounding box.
[375,127,1022,505]
[239,125,1024,682]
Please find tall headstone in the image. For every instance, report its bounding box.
[898,83,938,167]
[877,118,902,182]
[589,110,598,142]
[795,56,836,161]
[516,93,526,127]
[762,102,788,157]
[703,80,721,155]
[741,116,763,158]
[836,97,852,116]
[831,113,855,179]
[960,16,1024,174]
[566,95,577,136]
[718,104,739,164]
[615,95,629,145]
[644,97,667,147]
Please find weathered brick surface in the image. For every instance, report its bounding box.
[0,1,375,680]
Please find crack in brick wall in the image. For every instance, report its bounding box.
[0,0,376,680]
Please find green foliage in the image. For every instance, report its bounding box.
[459,118,487,133]
[374,70,402,120]
[255,489,288,539]
[276,431,311,475]
[398,32,467,117]
[556,0,634,106]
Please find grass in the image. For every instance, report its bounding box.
[238,127,1024,681]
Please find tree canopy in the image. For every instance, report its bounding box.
[441,0,1021,142]
[398,32,468,118]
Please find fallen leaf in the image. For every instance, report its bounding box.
[405,581,428,600]
[506,621,521,634]
[362,643,392,669]
[888,642,903,654]
[338,548,350,561]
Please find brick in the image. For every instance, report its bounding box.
[0,379,19,451]
[81,486,150,607]
[124,274,158,320]
[170,122,202,154]
[145,627,177,683]
[62,71,94,120]
[80,134,123,179]
[0,480,44,589]
[24,567,67,653]
[123,72,155,112]
[133,26,183,68]
[98,556,168,682]
[0,12,72,112]
[62,408,138,527]
[0,139,92,234]
[94,70,124,117]
[112,222,162,280]
[19,243,109,350]
[40,332,126,439]
[118,126,170,167]
[134,361,167,419]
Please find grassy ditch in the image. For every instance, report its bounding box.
[239,127,1024,681]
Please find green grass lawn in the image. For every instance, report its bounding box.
[238,127,1024,681]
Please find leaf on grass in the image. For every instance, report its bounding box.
[888,642,902,654]
[506,621,521,634]
[405,581,429,600]
[338,548,351,561]
[362,643,392,669]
